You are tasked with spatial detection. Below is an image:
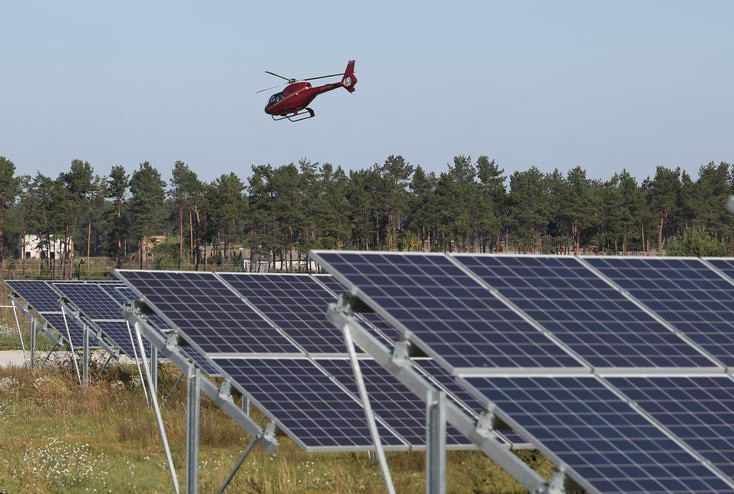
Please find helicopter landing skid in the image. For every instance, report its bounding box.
[272,108,315,122]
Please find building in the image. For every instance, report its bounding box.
[20,234,74,260]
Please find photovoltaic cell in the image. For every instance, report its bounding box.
[95,321,150,358]
[219,273,349,354]
[587,257,734,366]
[116,271,301,355]
[456,256,713,368]
[465,376,733,494]
[316,359,470,446]
[609,376,734,478]
[212,358,405,449]
[311,251,581,370]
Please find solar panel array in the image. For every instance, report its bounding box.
[5,280,99,347]
[311,251,734,493]
[115,269,485,451]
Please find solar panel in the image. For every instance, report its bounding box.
[311,251,582,371]
[212,358,406,450]
[53,282,125,320]
[586,257,734,366]
[465,376,733,494]
[316,359,472,447]
[456,255,714,368]
[6,280,68,312]
[219,273,350,354]
[93,321,150,358]
[609,376,734,478]
[116,270,301,355]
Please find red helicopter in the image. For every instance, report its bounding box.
[258,60,357,122]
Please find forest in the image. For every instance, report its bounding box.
[0,154,732,274]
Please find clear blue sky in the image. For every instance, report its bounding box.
[1,1,732,183]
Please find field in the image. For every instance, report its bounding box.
[0,319,552,494]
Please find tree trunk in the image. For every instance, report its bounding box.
[86,217,92,258]
[189,209,194,265]
[179,206,184,269]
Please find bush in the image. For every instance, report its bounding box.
[666,228,734,257]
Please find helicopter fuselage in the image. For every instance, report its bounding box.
[264,81,343,117]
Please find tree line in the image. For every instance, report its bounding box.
[0,154,732,274]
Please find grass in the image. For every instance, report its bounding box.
[0,362,553,493]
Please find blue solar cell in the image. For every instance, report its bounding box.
[212,358,405,449]
[587,257,734,366]
[116,270,301,355]
[219,273,349,354]
[456,255,714,368]
[311,251,581,371]
[316,359,471,447]
[609,376,734,478]
[466,376,733,494]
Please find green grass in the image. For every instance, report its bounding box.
[0,364,553,493]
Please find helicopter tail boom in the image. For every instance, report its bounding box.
[341,60,357,93]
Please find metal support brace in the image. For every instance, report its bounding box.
[62,307,82,385]
[135,321,180,494]
[327,299,549,494]
[216,422,275,494]
[341,318,396,494]
[151,346,158,396]
[11,303,26,364]
[426,389,447,494]
[127,321,150,405]
[30,319,37,370]
[242,395,251,416]
[186,366,201,494]
[82,324,90,387]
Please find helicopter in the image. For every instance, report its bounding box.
[258,60,357,122]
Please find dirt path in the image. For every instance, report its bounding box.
[0,350,28,367]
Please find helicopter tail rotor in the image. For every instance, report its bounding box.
[341,60,357,93]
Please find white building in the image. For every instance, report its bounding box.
[20,234,74,260]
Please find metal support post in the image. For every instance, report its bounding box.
[151,346,158,396]
[242,395,250,415]
[134,321,180,494]
[426,389,447,494]
[82,324,90,387]
[186,365,201,494]
[30,319,37,370]
[341,321,396,494]
[11,303,26,359]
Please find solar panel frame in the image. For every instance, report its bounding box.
[310,250,585,375]
[703,257,734,285]
[211,357,410,452]
[464,375,734,494]
[454,254,718,369]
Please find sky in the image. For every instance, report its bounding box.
[1,1,733,183]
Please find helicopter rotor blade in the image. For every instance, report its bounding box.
[265,71,294,82]
[301,72,344,81]
[256,83,287,94]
